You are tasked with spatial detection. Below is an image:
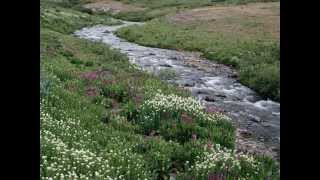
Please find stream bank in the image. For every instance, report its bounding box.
[74,21,280,160]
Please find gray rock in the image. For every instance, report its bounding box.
[196,89,211,95]
[239,129,253,138]
[228,72,238,78]
[159,64,172,67]
[215,94,227,98]
[204,96,215,102]
[183,81,195,87]
[250,116,261,123]
[262,123,271,127]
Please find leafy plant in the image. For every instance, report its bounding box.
[84,61,94,67]
[102,84,128,102]
[120,100,139,121]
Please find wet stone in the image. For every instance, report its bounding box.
[262,123,271,127]
[245,95,259,102]
[239,129,253,138]
[215,94,227,98]
[249,114,262,123]
[250,117,261,123]
[182,81,195,87]
[204,96,215,102]
[196,89,211,95]
[228,73,238,78]
[159,64,173,67]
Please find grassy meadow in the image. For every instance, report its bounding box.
[116,2,280,101]
[40,0,280,179]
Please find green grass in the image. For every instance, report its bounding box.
[117,0,277,8]
[116,17,280,101]
[40,0,121,34]
[40,0,279,179]
[90,0,216,22]
[113,7,180,22]
[108,0,279,21]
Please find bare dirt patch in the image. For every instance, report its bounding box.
[169,2,280,40]
[83,0,145,14]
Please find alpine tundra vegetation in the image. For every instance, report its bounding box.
[40,0,280,179]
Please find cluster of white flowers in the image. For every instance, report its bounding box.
[140,93,230,123]
[187,144,261,179]
[141,93,203,115]
[193,145,240,173]
[41,99,152,180]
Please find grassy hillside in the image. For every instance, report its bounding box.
[96,0,279,22]
[40,0,279,179]
[116,2,280,101]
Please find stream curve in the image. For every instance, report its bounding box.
[74,21,280,160]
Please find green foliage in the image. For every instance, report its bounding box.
[121,100,139,121]
[160,122,206,143]
[239,62,280,100]
[135,93,235,148]
[142,138,176,178]
[91,95,112,107]
[102,84,128,102]
[170,141,206,170]
[70,57,84,65]
[40,2,121,34]
[84,61,94,67]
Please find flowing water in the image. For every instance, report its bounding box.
[74,21,280,160]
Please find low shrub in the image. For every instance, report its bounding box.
[84,61,94,67]
[102,84,128,102]
[159,121,209,144]
[121,100,139,121]
[70,57,84,65]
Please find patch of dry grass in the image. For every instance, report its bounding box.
[168,2,279,41]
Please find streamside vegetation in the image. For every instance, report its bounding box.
[116,2,280,101]
[41,0,279,179]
